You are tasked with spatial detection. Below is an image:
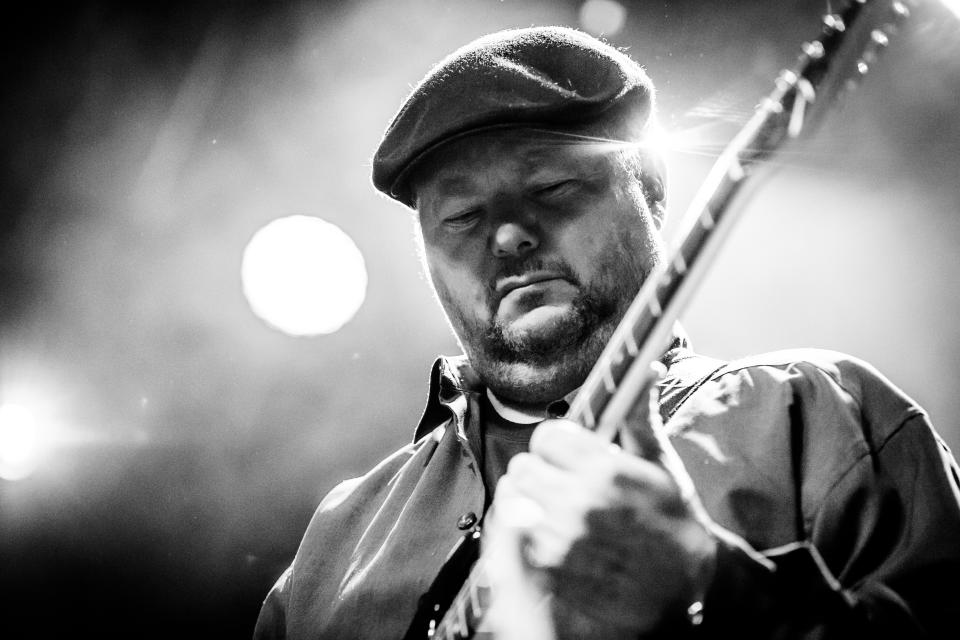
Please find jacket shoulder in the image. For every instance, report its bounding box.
[670,348,934,549]
[715,348,925,430]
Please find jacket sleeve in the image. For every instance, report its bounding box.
[253,567,293,640]
[690,413,960,639]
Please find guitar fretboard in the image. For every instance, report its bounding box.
[567,0,910,440]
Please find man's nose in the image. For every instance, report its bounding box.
[491,218,540,257]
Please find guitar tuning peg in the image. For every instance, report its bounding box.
[775,69,799,93]
[802,40,826,60]
[822,13,847,33]
[856,60,870,76]
[861,29,890,65]
[892,1,911,19]
[870,29,890,47]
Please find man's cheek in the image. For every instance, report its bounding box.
[430,274,485,330]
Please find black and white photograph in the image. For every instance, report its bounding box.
[1,1,959,638]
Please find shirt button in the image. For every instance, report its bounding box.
[547,399,569,418]
[457,512,478,530]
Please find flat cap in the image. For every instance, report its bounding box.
[371,26,655,207]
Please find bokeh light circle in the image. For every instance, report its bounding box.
[0,403,39,481]
[242,215,367,336]
[579,0,628,36]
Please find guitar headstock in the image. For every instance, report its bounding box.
[778,0,915,140]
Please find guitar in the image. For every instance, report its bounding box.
[404,1,914,638]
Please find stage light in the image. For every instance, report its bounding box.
[0,403,40,481]
[944,0,960,19]
[579,0,628,36]
[241,215,368,336]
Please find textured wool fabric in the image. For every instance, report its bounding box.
[371,26,656,206]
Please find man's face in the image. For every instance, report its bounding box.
[413,130,665,405]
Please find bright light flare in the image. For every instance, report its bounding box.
[0,403,41,481]
[944,0,960,20]
[646,124,726,161]
[242,215,368,336]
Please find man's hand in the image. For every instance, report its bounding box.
[490,373,718,636]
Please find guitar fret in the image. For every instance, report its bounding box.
[624,329,639,356]
[648,295,662,317]
[602,364,617,393]
[673,252,688,275]
[582,402,596,428]
[699,206,716,229]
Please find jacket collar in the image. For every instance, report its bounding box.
[412,326,710,442]
[414,355,482,441]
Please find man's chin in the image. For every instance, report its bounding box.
[481,304,592,371]
[469,301,616,404]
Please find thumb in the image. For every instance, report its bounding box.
[618,361,668,460]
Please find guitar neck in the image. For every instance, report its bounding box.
[566,0,909,441]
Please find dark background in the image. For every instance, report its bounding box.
[1,1,958,637]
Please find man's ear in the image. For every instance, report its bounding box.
[636,151,667,229]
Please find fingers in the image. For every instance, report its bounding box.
[498,454,586,562]
[533,362,667,463]
[483,481,556,640]
[490,364,718,635]
[493,456,712,636]
[526,420,672,498]
[494,473,576,568]
[529,419,619,471]
[505,452,577,504]
[500,449,677,560]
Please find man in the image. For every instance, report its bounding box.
[255,27,960,639]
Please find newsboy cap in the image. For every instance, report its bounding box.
[371,26,656,207]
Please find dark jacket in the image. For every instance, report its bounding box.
[255,348,960,638]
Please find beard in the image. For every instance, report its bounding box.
[434,248,653,406]
[481,284,615,366]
